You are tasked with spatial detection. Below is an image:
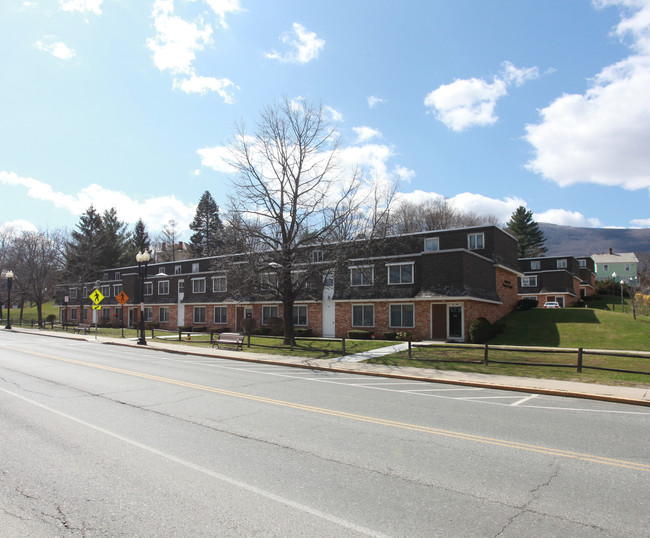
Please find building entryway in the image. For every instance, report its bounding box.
[431,303,464,341]
[322,272,335,337]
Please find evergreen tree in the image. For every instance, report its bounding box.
[99,207,130,268]
[64,205,105,283]
[130,218,151,259]
[506,206,547,258]
[189,191,223,257]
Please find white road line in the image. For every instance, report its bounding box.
[511,394,539,406]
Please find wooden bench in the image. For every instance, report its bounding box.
[212,332,244,351]
[74,323,92,334]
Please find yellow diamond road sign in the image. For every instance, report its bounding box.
[89,289,104,304]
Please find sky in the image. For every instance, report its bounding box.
[2,0,650,242]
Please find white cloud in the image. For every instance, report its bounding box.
[201,0,244,29]
[424,61,539,131]
[173,75,238,103]
[352,126,382,143]
[367,96,387,109]
[0,219,38,234]
[34,39,77,60]
[0,171,195,233]
[265,22,325,64]
[324,105,344,122]
[525,1,650,191]
[631,217,650,226]
[535,209,602,227]
[59,0,102,15]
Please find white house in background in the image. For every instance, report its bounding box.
[591,249,638,283]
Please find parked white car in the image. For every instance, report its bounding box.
[543,301,561,309]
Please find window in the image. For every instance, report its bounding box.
[625,264,631,272]
[261,272,278,290]
[388,263,414,284]
[603,264,609,272]
[531,261,541,270]
[102,308,110,319]
[557,259,567,269]
[193,306,206,324]
[212,275,227,292]
[424,237,439,252]
[70,308,77,321]
[352,305,374,327]
[293,305,308,326]
[82,308,88,321]
[143,307,153,322]
[214,306,228,324]
[82,287,87,298]
[178,280,185,293]
[70,288,78,300]
[159,307,169,323]
[100,285,111,298]
[192,263,200,273]
[350,266,374,286]
[312,250,323,263]
[103,272,109,280]
[262,305,279,324]
[175,265,182,275]
[521,276,538,287]
[578,259,586,268]
[158,267,166,274]
[158,280,169,295]
[115,307,122,319]
[144,282,153,296]
[113,284,123,296]
[468,232,484,250]
[115,272,121,280]
[192,278,206,293]
[390,304,414,328]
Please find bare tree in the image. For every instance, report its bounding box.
[157,219,181,262]
[7,229,66,326]
[224,97,392,344]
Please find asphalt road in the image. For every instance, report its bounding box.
[1,330,649,537]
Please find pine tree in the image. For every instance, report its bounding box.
[99,207,130,268]
[507,206,547,258]
[64,205,105,283]
[130,218,151,258]
[189,191,223,257]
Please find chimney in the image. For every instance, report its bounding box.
[179,241,184,249]
[609,247,613,254]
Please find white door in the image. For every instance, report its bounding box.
[322,272,335,337]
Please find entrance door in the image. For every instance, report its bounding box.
[448,305,463,340]
[431,304,447,340]
[322,272,336,337]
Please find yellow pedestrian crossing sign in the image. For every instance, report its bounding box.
[89,289,104,304]
[92,305,102,310]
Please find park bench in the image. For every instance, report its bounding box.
[74,323,92,334]
[212,332,244,351]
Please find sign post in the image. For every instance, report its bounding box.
[116,291,130,338]
[89,289,104,339]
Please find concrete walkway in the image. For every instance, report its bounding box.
[8,328,650,407]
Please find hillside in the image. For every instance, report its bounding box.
[538,223,650,257]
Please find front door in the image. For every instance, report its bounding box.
[448,305,463,340]
[431,304,447,340]
[322,272,336,337]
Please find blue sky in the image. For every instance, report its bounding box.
[2,0,650,241]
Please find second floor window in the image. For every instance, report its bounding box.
[521,276,538,287]
[388,263,414,285]
[424,237,439,252]
[468,232,484,250]
[144,282,153,295]
[70,288,78,300]
[158,280,169,295]
[113,284,122,296]
[192,278,206,293]
[192,263,199,273]
[557,259,567,269]
[531,261,541,270]
[212,275,227,292]
[350,266,374,286]
[312,250,323,263]
[175,265,182,274]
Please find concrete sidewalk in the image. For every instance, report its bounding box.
[8,328,650,407]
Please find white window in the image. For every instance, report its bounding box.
[82,287,87,298]
[159,307,169,323]
[143,307,153,322]
[578,259,586,268]
[192,263,199,273]
[175,265,182,275]
[390,304,414,328]
[158,267,166,274]
[388,263,414,285]
[178,280,184,293]
[312,250,323,263]
[70,308,77,321]
[531,261,541,270]
[158,280,169,295]
[350,266,374,286]
[262,305,279,324]
[212,275,227,292]
[468,232,484,250]
[214,306,228,324]
[70,288,78,300]
[521,276,538,287]
[193,306,206,324]
[424,237,439,252]
[352,304,374,327]
[293,305,308,326]
[192,278,206,293]
[557,259,567,269]
[144,282,153,296]
[115,272,121,280]
[103,272,109,280]
[113,284,123,296]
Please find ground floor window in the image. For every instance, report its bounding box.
[214,306,227,324]
[262,305,279,324]
[293,305,308,326]
[159,307,169,323]
[193,306,206,324]
[352,304,374,327]
[102,308,110,320]
[70,308,77,321]
[143,307,153,322]
[389,304,414,328]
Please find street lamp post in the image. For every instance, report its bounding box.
[4,270,13,330]
[136,251,150,345]
[620,279,625,313]
[611,271,617,311]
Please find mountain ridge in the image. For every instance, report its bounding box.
[538,223,650,257]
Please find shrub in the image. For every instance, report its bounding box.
[516,298,538,311]
[265,316,284,336]
[396,331,412,341]
[192,326,207,332]
[209,327,231,334]
[383,331,397,341]
[253,327,271,335]
[347,330,372,340]
[145,322,160,331]
[295,328,312,337]
[45,314,57,323]
[469,317,491,344]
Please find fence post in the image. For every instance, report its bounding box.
[408,340,412,360]
[178,328,182,341]
[577,347,583,373]
[342,337,346,356]
[483,344,489,366]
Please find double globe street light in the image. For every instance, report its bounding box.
[136,251,151,345]
[4,270,14,330]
